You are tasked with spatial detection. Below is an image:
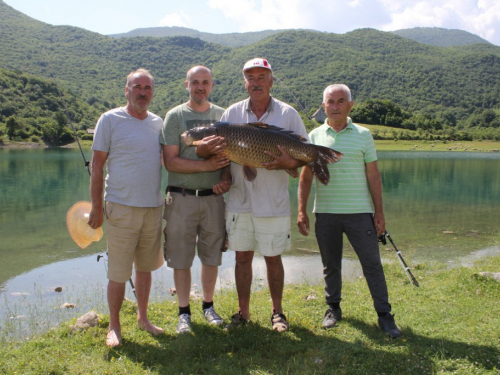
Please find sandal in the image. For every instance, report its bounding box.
[223,311,248,330]
[271,310,289,332]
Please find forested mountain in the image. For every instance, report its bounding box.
[111,26,491,49]
[0,68,100,144]
[1,0,499,144]
[109,26,285,48]
[392,27,490,47]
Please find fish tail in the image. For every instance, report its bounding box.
[315,145,343,164]
[308,146,343,185]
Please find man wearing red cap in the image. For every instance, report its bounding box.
[220,58,309,332]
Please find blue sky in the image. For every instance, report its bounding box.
[4,0,500,45]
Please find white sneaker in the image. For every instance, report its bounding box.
[203,306,223,326]
[176,313,191,334]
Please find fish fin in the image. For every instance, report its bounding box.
[315,145,343,164]
[308,146,344,185]
[246,122,307,142]
[285,168,299,178]
[243,165,258,181]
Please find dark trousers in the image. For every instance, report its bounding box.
[315,213,391,313]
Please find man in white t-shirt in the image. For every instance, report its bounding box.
[220,58,309,332]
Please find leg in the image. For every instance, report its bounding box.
[174,268,192,308]
[173,268,193,335]
[201,264,218,303]
[235,251,254,320]
[315,213,344,306]
[107,280,125,347]
[264,255,284,314]
[135,270,163,335]
[345,214,391,312]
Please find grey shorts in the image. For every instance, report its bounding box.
[163,192,225,269]
[105,202,164,283]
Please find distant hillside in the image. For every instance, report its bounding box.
[1,0,500,143]
[109,26,285,48]
[0,67,101,144]
[110,25,491,49]
[392,27,490,47]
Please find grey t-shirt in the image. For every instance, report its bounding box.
[161,103,224,190]
[92,107,163,207]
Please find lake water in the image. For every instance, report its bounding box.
[1,148,499,338]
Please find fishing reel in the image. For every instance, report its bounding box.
[377,233,387,245]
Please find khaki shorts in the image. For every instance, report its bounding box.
[105,201,163,283]
[226,212,291,257]
[163,192,225,269]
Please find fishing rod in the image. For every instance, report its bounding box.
[97,253,136,297]
[273,74,310,118]
[50,72,137,299]
[51,74,91,176]
[378,230,420,287]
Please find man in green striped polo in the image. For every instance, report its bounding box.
[297,84,402,338]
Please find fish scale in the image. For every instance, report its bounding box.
[182,122,343,185]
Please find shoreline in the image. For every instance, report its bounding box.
[2,139,500,152]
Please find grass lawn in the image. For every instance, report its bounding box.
[1,254,499,374]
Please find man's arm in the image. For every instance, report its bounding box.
[195,135,226,159]
[88,150,108,229]
[212,165,231,194]
[366,160,385,236]
[262,111,308,172]
[163,144,229,173]
[262,145,307,171]
[297,166,314,236]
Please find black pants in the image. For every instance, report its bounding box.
[315,213,391,313]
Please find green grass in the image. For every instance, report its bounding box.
[374,139,500,152]
[1,255,499,374]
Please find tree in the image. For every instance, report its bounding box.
[41,112,74,146]
[6,116,24,140]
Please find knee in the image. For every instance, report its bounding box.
[235,251,253,266]
[264,255,282,268]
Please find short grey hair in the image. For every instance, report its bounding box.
[323,84,352,102]
[126,68,154,87]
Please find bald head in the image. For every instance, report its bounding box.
[186,66,212,81]
[185,65,214,107]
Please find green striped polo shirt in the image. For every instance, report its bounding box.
[309,117,378,214]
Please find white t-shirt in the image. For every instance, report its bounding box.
[220,97,309,217]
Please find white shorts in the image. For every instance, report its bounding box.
[226,212,291,257]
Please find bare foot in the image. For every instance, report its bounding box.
[138,319,164,336]
[106,329,122,347]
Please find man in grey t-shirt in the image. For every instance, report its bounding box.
[88,69,164,347]
[161,66,230,334]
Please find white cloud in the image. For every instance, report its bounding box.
[379,0,500,44]
[158,11,191,28]
[207,0,500,44]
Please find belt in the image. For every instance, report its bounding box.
[167,186,215,197]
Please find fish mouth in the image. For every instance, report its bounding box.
[180,132,192,146]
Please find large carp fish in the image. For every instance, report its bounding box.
[181,122,343,185]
